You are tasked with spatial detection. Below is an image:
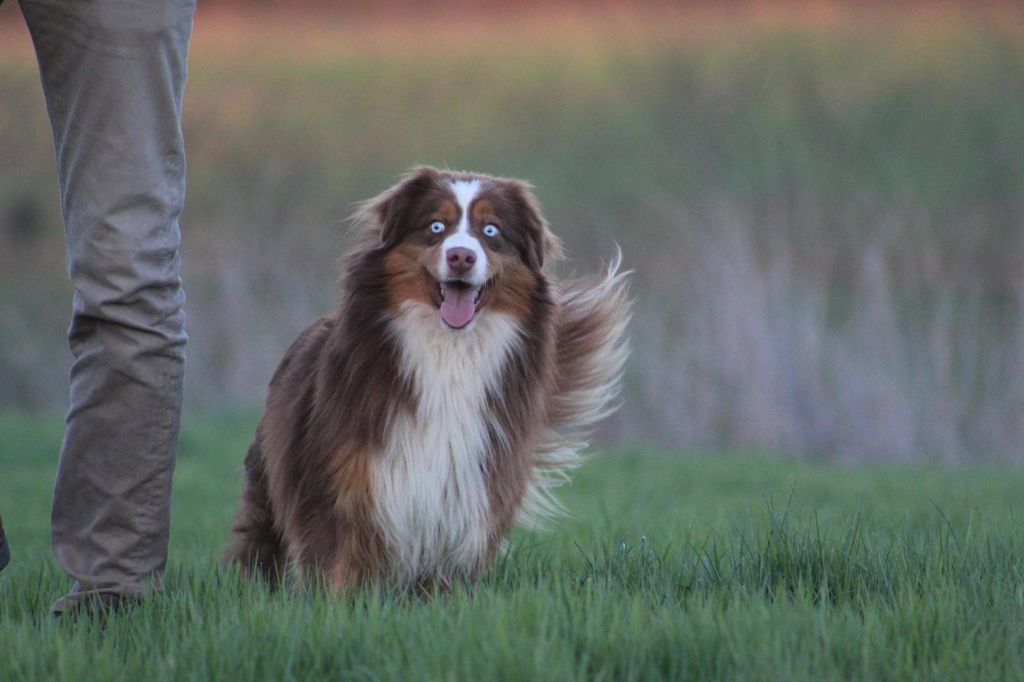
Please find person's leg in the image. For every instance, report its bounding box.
[19,0,196,612]
[0,512,9,572]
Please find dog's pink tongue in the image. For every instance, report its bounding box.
[441,285,476,329]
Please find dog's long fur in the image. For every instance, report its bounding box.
[224,167,629,590]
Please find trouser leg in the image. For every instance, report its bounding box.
[19,0,196,609]
[0,512,9,572]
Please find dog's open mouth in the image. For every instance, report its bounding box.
[432,279,490,329]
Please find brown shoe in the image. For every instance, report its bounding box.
[52,591,140,621]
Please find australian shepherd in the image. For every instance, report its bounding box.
[225,167,629,591]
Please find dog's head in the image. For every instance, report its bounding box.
[363,167,562,330]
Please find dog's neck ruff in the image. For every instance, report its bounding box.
[371,301,521,583]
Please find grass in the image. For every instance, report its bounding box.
[2,412,1024,680]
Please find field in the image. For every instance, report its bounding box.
[2,413,1024,680]
[2,3,1024,678]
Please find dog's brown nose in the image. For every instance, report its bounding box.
[446,247,476,274]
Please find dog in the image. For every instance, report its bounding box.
[224,167,629,591]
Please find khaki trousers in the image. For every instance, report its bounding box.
[14,0,196,611]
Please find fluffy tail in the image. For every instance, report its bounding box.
[520,251,631,528]
[223,435,286,587]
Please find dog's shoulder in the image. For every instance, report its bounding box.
[267,315,335,392]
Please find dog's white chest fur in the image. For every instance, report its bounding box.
[371,303,520,582]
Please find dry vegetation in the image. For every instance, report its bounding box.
[1,1,1023,461]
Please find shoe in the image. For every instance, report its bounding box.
[0,513,9,572]
[52,591,140,620]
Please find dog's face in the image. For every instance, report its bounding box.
[370,167,560,329]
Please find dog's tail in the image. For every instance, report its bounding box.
[223,433,286,587]
[520,251,631,529]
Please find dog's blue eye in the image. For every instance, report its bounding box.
[430,221,445,234]
[483,224,499,238]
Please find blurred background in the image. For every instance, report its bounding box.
[1,0,1021,463]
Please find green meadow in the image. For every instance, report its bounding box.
[2,413,1024,681]
[2,4,1024,680]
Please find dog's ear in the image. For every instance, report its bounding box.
[509,181,563,271]
[370,166,442,247]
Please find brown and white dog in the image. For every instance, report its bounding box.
[224,167,629,591]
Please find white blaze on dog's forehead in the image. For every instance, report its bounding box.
[449,179,482,234]
[440,178,488,285]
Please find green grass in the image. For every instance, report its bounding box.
[2,413,1024,680]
